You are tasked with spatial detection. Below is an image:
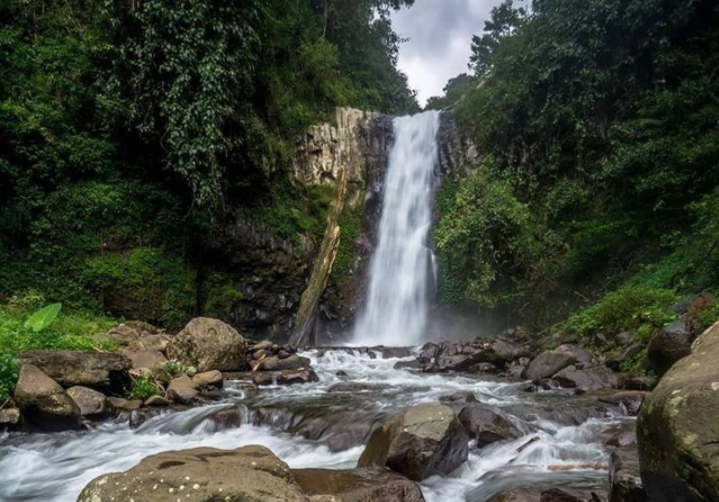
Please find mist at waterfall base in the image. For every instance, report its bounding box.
[0,351,619,502]
[352,111,441,347]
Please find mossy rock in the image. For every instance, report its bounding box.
[637,321,719,502]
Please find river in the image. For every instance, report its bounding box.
[0,349,628,502]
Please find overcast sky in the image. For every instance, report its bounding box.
[391,0,502,106]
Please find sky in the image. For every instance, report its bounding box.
[390,0,502,106]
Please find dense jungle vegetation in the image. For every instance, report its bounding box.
[433,0,719,341]
[0,0,418,349]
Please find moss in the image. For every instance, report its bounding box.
[202,272,244,320]
[330,194,365,287]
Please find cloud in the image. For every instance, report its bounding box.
[391,0,501,106]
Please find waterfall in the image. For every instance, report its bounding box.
[353,111,441,346]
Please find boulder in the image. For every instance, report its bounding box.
[294,467,426,502]
[0,400,22,429]
[599,391,648,417]
[489,488,586,502]
[66,386,109,417]
[125,349,168,372]
[17,351,131,390]
[277,369,320,385]
[553,366,617,392]
[646,317,691,377]
[126,334,171,353]
[252,372,275,386]
[357,404,468,481]
[77,445,307,502]
[167,317,248,372]
[491,338,533,363]
[260,355,312,371]
[192,370,223,389]
[522,351,576,380]
[458,403,522,447]
[104,324,140,345]
[610,447,647,502]
[167,375,198,403]
[144,395,170,407]
[13,364,81,431]
[637,321,719,502]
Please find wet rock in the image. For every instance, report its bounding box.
[617,375,658,392]
[294,467,426,502]
[646,317,691,377]
[439,391,478,406]
[144,395,170,407]
[598,391,648,417]
[66,386,109,418]
[17,351,131,390]
[13,364,81,431]
[469,362,499,374]
[358,404,468,481]
[327,382,388,393]
[491,338,533,364]
[250,340,274,352]
[252,372,275,386]
[637,321,719,502]
[394,360,421,370]
[207,407,244,430]
[489,488,586,502]
[610,447,647,502]
[335,370,349,377]
[553,366,617,392]
[595,422,637,448]
[192,370,224,390]
[505,357,531,379]
[77,445,306,502]
[458,403,522,447]
[260,354,312,371]
[523,351,576,380]
[167,317,248,372]
[277,369,320,385]
[125,349,167,372]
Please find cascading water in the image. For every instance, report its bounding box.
[353,111,441,347]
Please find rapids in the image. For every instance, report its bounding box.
[0,349,629,502]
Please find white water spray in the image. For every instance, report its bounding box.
[353,111,441,346]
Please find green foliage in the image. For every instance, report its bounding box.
[128,373,162,400]
[564,286,678,339]
[0,297,117,353]
[86,248,196,330]
[425,74,477,111]
[437,0,719,327]
[0,353,20,401]
[331,197,366,286]
[24,303,62,332]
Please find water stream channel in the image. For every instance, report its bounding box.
[0,349,628,501]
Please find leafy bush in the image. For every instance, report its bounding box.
[128,373,163,401]
[0,353,19,401]
[564,286,679,339]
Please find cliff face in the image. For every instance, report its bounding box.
[204,108,474,345]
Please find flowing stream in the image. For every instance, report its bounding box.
[0,350,627,502]
[353,111,441,347]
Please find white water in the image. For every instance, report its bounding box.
[0,350,623,502]
[353,111,441,346]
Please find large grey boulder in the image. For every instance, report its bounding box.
[522,351,576,380]
[66,386,109,417]
[357,404,468,481]
[17,351,131,390]
[458,403,522,447]
[167,317,248,372]
[637,321,719,502]
[13,364,81,431]
[77,445,307,502]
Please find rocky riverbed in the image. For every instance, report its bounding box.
[3,319,719,502]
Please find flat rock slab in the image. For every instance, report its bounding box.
[18,351,131,389]
[77,445,306,502]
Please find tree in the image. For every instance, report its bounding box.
[469,0,525,76]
